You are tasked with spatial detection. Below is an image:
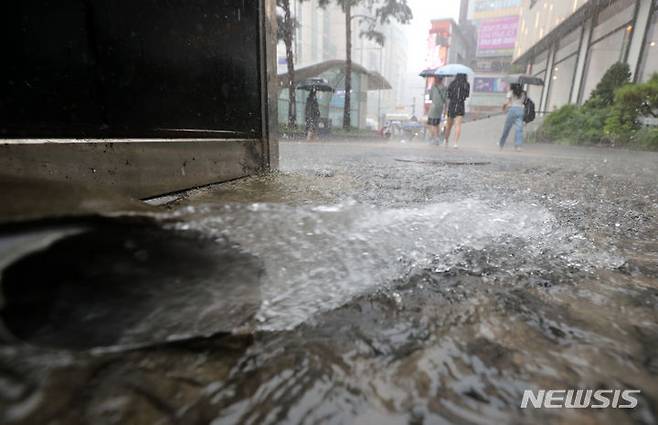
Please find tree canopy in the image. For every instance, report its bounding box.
[318,0,412,46]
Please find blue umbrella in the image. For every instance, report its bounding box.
[434,64,474,77]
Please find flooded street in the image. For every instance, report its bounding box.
[1,127,658,424]
[4,0,658,422]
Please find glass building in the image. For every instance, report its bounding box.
[514,0,657,112]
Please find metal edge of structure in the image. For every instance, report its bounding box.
[262,0,280,170]
[0,1,279,221]
[0,139,264,200]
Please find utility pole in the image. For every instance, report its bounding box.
[343,2,352,130]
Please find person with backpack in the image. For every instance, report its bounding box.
[444,73,470,149]
[427,76,448,144]
[498,83,527,151]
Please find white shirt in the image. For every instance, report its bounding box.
[507,90,525,108]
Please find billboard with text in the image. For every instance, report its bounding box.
[477,16,519,57]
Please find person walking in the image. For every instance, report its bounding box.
[427,76,448,144]
[305,90,320,141]
[498,83,526,152]
[444,73,470,149]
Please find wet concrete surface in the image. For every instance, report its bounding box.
[1,117,657,424]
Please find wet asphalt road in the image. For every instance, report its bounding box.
[1,117,658,424]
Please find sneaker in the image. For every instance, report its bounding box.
[514,146,522,152]
[453,143,459,149]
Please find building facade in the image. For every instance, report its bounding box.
[467,0,523,115]
[359,24,409,127]
[514,0,658,113]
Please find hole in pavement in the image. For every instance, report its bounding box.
[0,217,262,350]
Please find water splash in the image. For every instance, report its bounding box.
[173,199,623,331]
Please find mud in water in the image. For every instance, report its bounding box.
[0,141,657,424]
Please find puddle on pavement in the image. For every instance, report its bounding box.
[395,158,492,166]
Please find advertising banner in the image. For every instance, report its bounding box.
[469,0,521,20]
[477,16,519,57]
[473,77,509,93]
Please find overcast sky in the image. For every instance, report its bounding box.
[404,0,461,74]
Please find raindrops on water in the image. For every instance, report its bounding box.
[172,198,623,331]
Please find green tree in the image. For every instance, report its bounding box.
[605,73,658,143]
[585,62,631,109]
[540,104,609,145]
[539,65,658,150]
[277,0,304,129]
[318,0,412,130]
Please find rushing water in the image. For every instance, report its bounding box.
[1,141,657,424]
[171,198,623,332]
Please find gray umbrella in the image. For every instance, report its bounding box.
[297,78,334,92]
[506,74,545,86]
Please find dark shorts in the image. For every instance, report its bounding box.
[447,100,465,118]
[427,117,441,126]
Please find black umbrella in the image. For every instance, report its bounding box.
[297,78,334,92]
[506,74,545,86]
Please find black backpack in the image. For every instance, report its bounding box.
[523,97,536,123]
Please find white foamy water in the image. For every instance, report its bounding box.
[173,199,622,331]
